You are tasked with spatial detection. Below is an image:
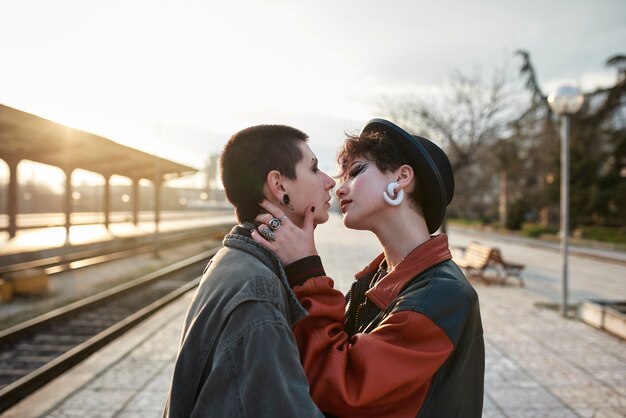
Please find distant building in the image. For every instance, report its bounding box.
[204,154,225,203]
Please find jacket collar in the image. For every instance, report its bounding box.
[361,234,452,310]
[222,222,308,326]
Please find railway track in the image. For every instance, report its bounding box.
[0,246,220,412]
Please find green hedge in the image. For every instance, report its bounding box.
[449,219,625,246]
[447,218,484,227]
[577,226,626,244]
[521,223,558,238]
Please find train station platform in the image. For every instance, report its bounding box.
[2,213,625,418]
[0,210,236,257]
[0,210,238,331]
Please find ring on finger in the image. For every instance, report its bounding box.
[268,217,282,230]
[259,226,276,241]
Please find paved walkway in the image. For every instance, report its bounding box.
[2,214,625,418]
[447,225,626,266]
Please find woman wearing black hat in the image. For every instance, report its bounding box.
[253,119,485,418]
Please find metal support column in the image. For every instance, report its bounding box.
[153,178,161,258]
[7,159,19,239]
[64,168,73,242]
[104,174,111,230]
[132,179,140,226]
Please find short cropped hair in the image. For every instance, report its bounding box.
[337,130,423,211]
[220,125,308,222]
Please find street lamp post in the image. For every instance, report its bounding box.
[547,86,584,317]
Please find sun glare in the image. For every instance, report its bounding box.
[3,0,622,198]
[0,162,138,195]
[0,161,8,186]
[18,161,65,194]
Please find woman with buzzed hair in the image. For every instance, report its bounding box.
[164,124,334,418]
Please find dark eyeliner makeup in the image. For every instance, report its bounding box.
[348,163,368,178]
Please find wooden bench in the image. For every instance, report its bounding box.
[488,248,525,287]
[454,242,525,287]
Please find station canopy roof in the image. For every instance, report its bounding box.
[0,104,198,181]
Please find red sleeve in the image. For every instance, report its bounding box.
[294,276,454,418]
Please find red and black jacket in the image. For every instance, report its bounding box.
[287,234,484,417]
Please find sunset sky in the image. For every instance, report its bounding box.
[1,0,624,182]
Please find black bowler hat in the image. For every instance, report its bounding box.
[361,118,455,233]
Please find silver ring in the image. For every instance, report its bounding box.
[279,214,287,222]
[259,226,276,241]
[268,218,282,230]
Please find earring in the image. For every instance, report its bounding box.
[383,182,404,206]
[282,194,295,211]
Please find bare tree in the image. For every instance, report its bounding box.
[383,68,511,172]
[380,67,515,224]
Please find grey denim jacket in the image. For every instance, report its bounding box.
[164,225,323,418]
